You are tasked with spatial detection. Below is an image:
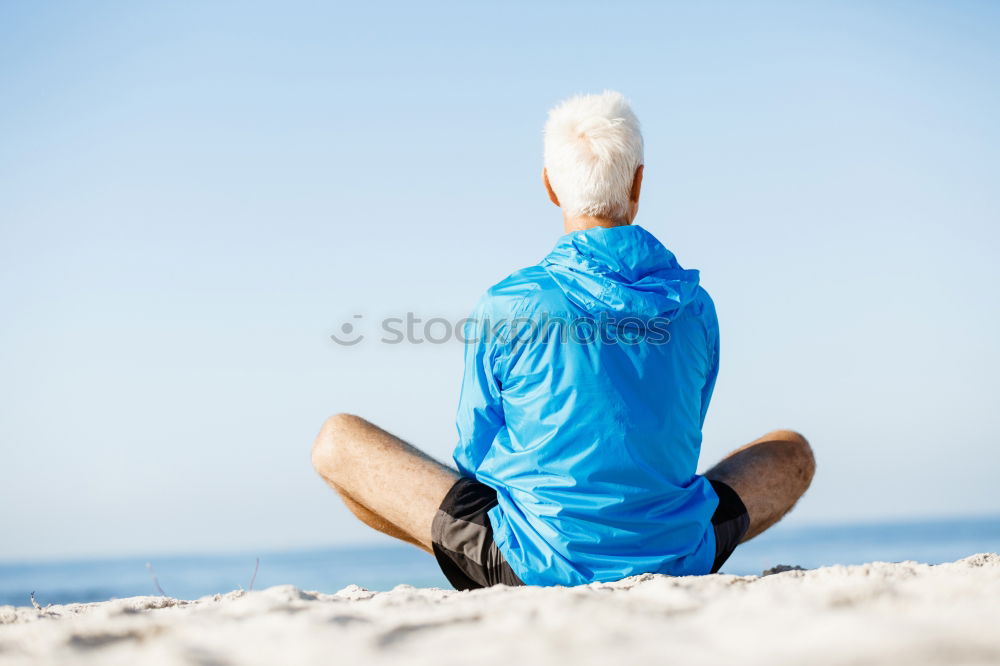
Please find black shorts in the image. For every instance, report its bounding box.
[706,478,751,573]
[431,477,524,590]
[431,477,749,590]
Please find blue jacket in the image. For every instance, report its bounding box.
[453,224,721,586]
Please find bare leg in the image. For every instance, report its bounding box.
[310,413,459,553]
[705,429,816,542]
[333,486,426,550]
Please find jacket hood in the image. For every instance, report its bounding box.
[541,224,700,320]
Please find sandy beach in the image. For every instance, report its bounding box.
[0,553,997,666]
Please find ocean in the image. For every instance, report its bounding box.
[3,515,998,607]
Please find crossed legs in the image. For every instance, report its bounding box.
[310,414,458,554]
[310,414,815,555]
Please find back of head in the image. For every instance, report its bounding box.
[543,91,644,222]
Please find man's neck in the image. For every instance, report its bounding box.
[563,214,631,234]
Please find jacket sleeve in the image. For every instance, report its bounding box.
[699,293,721,427]
[453,298,506,477]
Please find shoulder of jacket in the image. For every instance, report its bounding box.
[479,265,560,318]
[695,285,717,316]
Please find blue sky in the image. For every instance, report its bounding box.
[1,0,998,560]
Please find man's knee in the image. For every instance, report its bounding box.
[764,429,815,487]
[311,412,365,480]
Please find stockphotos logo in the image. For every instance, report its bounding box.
[330,312,672,346]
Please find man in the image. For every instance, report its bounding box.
[311,91,815,589]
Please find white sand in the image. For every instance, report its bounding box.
[1,554,998,666]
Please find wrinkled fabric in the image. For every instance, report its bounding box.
[453,224,721,586]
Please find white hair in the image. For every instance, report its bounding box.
[543,90,644,221]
